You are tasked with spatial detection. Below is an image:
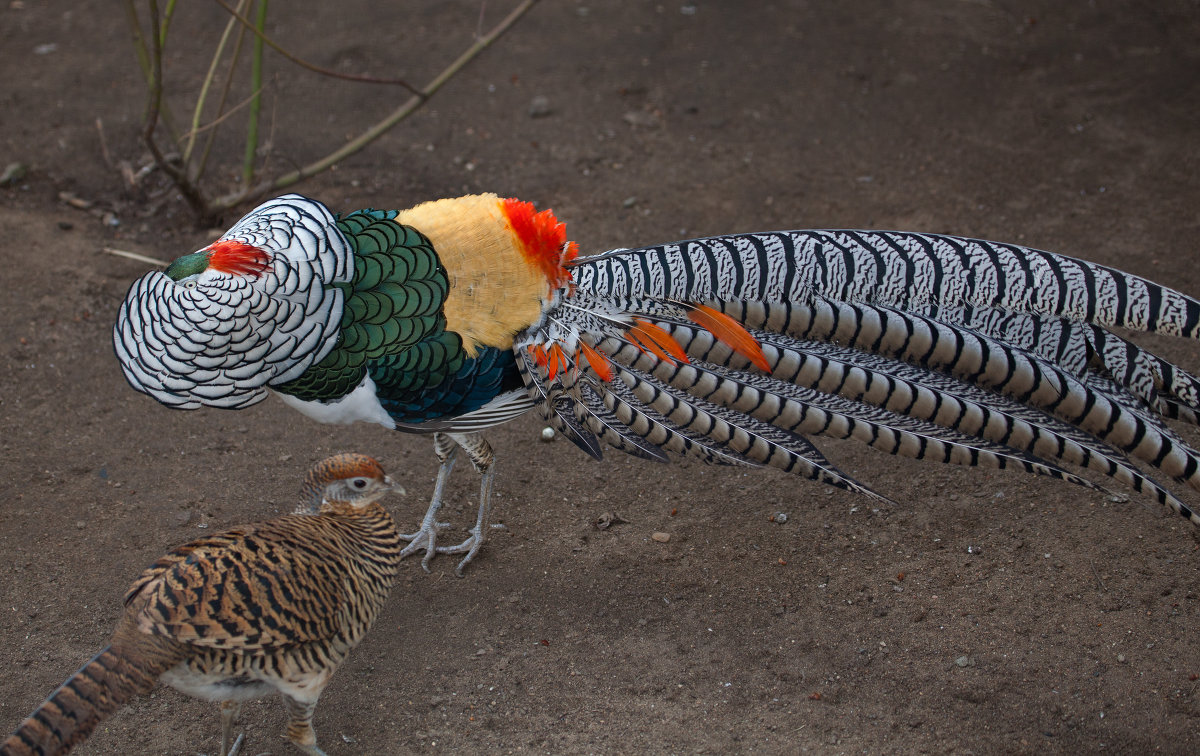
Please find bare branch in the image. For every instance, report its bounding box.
[143,0,210,218]
[103,247,170,267]
[211,0,422,93]
[183,0,249,165]
[213,0,542,211]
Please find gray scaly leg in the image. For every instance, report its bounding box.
[398,432,499,575]
[399,433,459,570]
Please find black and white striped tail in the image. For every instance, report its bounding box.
[519,230,1200,526]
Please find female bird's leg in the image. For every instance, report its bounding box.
[281,694,326,756]
[398,432,498,576]
[399,432,459,570]
[219,700,241,756]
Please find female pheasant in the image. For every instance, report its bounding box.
[114,194,1200,574]
[1,453,404,756]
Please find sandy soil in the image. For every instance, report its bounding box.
[1,1,1198,753]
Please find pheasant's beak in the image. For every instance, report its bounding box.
[384,475,406,496]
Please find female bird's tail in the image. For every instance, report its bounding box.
[2,630,181,756]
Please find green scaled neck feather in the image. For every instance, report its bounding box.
[271,208,463,403]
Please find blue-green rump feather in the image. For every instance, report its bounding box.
[375,347,523,422]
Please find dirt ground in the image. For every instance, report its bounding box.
[2,1,1199,753]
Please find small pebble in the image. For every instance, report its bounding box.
[0,162,28,186]
[651,531,670,543]
[58,191,91,209]
[540,426,555,442]
[772,512,789,524]
[528,95,552,118]
[623,110,658,128]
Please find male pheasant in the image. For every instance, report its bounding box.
[1,453,403,756]
[114,194,1200,574]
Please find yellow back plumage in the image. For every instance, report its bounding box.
[395,194,553,356]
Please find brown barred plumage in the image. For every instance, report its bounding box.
[1,453,403,756]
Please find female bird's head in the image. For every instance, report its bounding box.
[299,453,405,512]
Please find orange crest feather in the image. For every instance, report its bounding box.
[502,198,577,289]
[206,239,271,277]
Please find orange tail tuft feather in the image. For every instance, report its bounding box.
[688,303,771,372]
[628,319,690,366]
[546,343,570,380]
[578,341,615,382]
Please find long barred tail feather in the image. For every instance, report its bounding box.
[725,297,1200,494]
[568,380,673,463]
[2,634,180,756]
[575,231,1200,339]
[518,230,1200,528]
[629,323,1104,485]
[519,340,896,502]
[517,349,606,461]
[904,303,1200,424]
[600,354,899,504]
[657,316,1194,518]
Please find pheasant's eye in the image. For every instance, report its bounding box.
[182,279,198,289]
[350,478,368,489]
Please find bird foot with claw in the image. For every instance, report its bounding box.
[399,523,482,575]
[399,523,507,576]
[398,520,452,568]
